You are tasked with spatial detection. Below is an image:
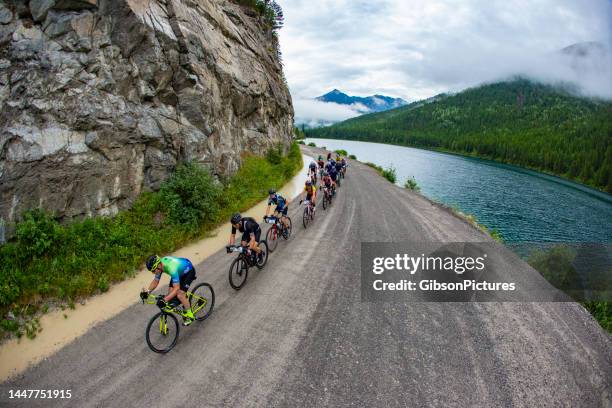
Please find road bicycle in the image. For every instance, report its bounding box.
[226,240,269,290]
[321,185,333,210]
[302,199,315,228]
[264,215,292,252]
[140,283,215,353]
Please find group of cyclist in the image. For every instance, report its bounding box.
[142,152,348,326]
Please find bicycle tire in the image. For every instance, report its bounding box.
[190,282,215,321]
[322,194,328,210]
[303,207,309,228]
[146,312,179,354]
[266,225,279,252]
[256,240,269,269]
[282,217,292,240]
[229,256,248,290]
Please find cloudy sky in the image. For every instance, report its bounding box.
[276,0,612,123]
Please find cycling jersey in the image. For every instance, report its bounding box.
[317,160,325,168]
[268,193,286,208]
[304,185,316,197]
[329,168,338,181]
[309,162,317,170]
[268,193,288,215]
[322,175,332,187]
[335,161,343,171]
[232,217,261,243]
[154,256,194,285]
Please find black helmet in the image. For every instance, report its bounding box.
[268,188,276,195]
[146,255,161,271]
[231,212,242,225]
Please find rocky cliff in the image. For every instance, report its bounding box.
[0,0,293,229]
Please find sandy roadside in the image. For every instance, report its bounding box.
[0,154,312,381]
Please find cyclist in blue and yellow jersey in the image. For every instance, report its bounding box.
[265,189,290,231]
[144,255,197,326]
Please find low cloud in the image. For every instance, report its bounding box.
[293,99,366,127]
[278,0,612,102]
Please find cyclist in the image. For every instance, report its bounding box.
[229,212,263,262]
[265,189,290,233]
[308,161,317,184]
[143,255,196,326]
[317,155,325,169]
[328,162,338,191]
[325,158,335,174]
[299,179,317,212]
[321,170,334,198]
[335,156,343,175]
[341,157,347,176]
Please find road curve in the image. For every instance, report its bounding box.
[2,146,611,407]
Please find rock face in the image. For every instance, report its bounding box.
[0,0,293,228]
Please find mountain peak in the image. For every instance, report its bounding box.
[315,89,407,114]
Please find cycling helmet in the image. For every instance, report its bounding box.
[305,179,312,186]
[318,155,323,160]
[146,255,161,271]
[268,188,276,195]
[231,212,242,225]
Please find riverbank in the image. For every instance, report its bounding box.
[0,151,312,381]
[309,143,611,333]
[306,136,611,194]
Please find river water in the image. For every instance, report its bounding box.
[306,138,612,243]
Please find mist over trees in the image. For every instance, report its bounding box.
[308,79,612,192]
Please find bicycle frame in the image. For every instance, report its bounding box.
[142,292,209,318]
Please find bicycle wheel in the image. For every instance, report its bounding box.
[303,207,309,228]
[282,217,292,240]
[256,240,269,269]
[190,283,215,321]
[266,226,279,252]
[146,312,179,354]
[322,194,328,210]
[229,256,248,290]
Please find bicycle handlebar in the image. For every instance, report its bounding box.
[226,245,246,254]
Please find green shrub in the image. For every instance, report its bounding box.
[15,210,63,258]
[298,140,305,145]
[528,245,582,295]
[582,301,611,333]
[308,142,316,147]
[381,165,397,184]
[266,144,283,165]
[404,177,420,191]
[365,162,383,172]
[349,154,357,160]
[158,163,222,231]
[334,149,348,156]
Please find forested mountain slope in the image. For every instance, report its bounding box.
[308,79,612,192]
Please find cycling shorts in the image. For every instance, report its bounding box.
[168,268,196,291]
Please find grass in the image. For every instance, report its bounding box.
[527,244,611,333]
[365,162,397,183]
[0,143,303,339]
[404,177,420,191]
